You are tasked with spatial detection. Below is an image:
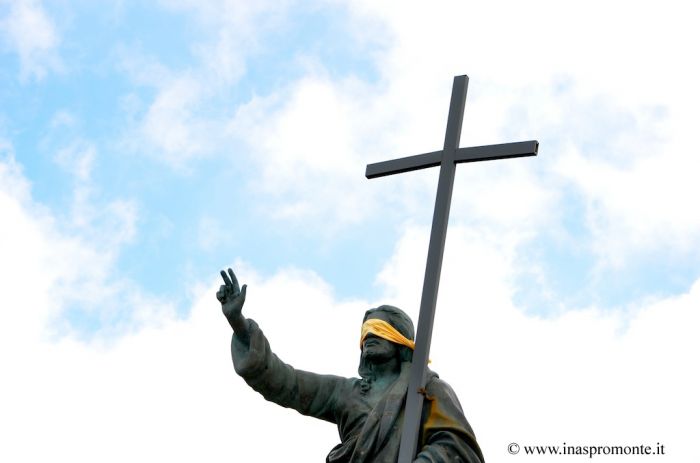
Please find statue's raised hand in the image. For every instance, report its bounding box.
[217,268,248,339]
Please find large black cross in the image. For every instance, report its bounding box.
[365,75,538,462]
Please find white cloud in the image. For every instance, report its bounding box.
[115,48,218,166]
[0,138,162,341]
[141,75,209,165]
[117,59,227,168]
[180,0,291,85]
[54,140,95,182]
[116,0,293,167]
[0,0,61,81]
[555,138,700,268]
[115,45,224,166]
[40,112,138,249]
[0,145,51,341]
[229,74,384,228]
[350,0,697,103]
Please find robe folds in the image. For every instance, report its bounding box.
[232,320,485,463]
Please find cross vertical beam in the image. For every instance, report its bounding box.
[365,75,538,462]
[396,75,468,462]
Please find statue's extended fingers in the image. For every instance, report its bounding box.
[220,269,233,287]
[228,268,240,293]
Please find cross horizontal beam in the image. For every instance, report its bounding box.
[365,140,539,179]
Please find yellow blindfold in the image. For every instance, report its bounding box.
[360,318,415,351]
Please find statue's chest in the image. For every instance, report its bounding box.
[336,384,395,436]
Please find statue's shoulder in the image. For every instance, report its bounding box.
[424,371,461,400]
[336,376,369,401]
[343,376,364,393]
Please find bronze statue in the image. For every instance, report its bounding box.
[217,268,484,462]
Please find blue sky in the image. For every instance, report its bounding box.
[1,1,699,461]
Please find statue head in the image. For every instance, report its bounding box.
[358,305,415,381]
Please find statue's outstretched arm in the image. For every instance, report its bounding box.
[218,268,349,424]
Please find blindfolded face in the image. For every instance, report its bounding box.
[361,311,403,362]
[362,332,399,361]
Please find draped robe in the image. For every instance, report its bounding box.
[232,320,485,463]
